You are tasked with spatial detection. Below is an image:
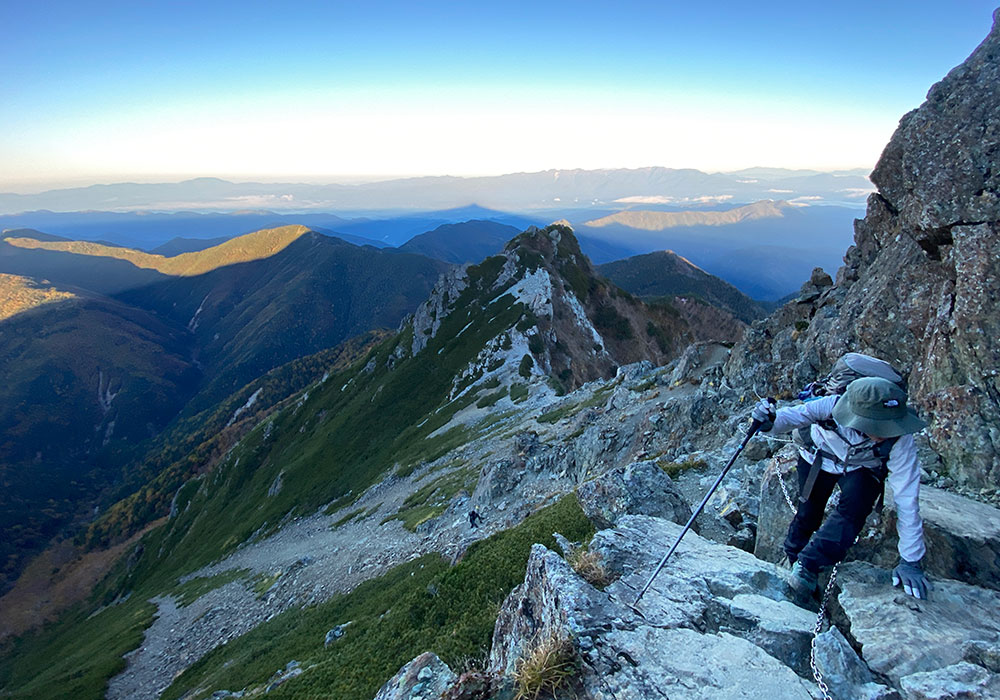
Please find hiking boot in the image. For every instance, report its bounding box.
[789,561,819,607]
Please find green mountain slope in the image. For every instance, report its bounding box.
[0,294,199,595]
[85,330,389,550]
[598,250,769,323]
[117,231,450,411]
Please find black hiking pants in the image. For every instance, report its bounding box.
[783,456,882,574]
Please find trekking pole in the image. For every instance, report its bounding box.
[632,409,771,607]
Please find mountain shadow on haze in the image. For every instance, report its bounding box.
[398,220,522,263]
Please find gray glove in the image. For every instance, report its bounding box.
[892,558,931,599]
[751,397,776,432]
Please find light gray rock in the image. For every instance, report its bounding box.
[373,652,457,700]
[576,460,692,529]
[588,627,817,699]
[411,266,470,355]
[852,485,1000,591]
[813,626,899,700]
[719,593,816,677]
[754,450,799,564]
[836,561,1000,685]
[488,537,816,700]
[899,662,1000,700]
[324,622,352,647]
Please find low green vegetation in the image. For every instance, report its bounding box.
[173,569,250,607]
[592,304,634,340]
[163,496,594,700]
[476,388,508,408]
[0,596,156,699]
[252,572,282,598]
[332,508,368,528]
[509,383,529,402]
[518,354,534,378]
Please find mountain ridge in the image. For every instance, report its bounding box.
[583,199,790,230]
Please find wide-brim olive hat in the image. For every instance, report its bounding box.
[832,376,927,438]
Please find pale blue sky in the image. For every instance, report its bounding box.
[1,1,996,190]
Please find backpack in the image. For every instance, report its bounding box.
[794,353,906,511]
[797,352,905,400]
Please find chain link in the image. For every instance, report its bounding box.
[766,463,798,513]
[766,462,839,699]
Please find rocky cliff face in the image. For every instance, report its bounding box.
[727,9,1000,497]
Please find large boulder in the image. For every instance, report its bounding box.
[575,460,692,529]
[488,516,900,699]
[899,663,1000,700]
[836,561,1000,694]
[851,485,1000,590]
[488,534,818,699]
[754,450,799,563]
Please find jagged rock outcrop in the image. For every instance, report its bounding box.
[483,516,890,699]
[725,10,1000,497]
[576,460,692,529]
[836,561,1000,696]
[409,224,744,399]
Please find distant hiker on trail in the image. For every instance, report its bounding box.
[468,509,483,529]
[752,371,930,604]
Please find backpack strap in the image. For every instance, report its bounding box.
[872,435,901,514]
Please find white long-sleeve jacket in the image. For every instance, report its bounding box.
[769,395,925,563]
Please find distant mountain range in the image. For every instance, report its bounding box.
[583,200,789,230]
[572,204,856,299]
[0,167,873,215]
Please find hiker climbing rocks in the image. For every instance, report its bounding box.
[752,374,931,603]
[468,509,483,529]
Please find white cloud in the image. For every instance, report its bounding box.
[613,194,734,205]
[838,187,876,198]
[787,195,825,207]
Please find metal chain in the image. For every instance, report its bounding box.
[809,563,841,700]
[766,461,839,699]
[766,463,798,512]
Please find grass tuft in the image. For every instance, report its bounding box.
[513,630,577,700]
[565,547,612,589]
[656,458,707,479]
